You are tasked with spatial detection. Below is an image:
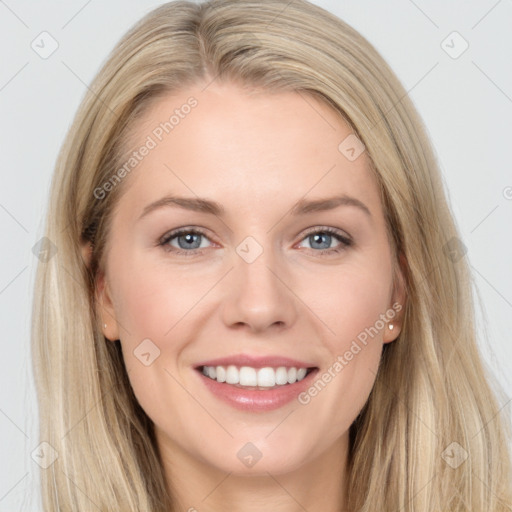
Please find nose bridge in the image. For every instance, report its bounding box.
[220,234,297,331]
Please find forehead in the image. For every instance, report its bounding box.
[114,81,383,222]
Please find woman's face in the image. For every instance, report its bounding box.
[92,81,405,477]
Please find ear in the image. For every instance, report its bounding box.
[383,250,408,344]
[80,242,120,342]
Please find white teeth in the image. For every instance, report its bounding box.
[296,368,307,381]
[287,367,297,384]
[215,365,226,383]
[200,365,311,387]
[226,365,239,384]
[257,367,275,387]
[275,367,288,385]
[239,366,257,386]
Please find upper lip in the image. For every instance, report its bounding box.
[194,354,318,369]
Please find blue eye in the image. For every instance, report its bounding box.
[159,226,352,257]
[297,226,353,255]
[159,228,211,256]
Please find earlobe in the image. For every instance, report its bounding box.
[383,251,408,344]
[81,241,120,341]
[95,272,120,342]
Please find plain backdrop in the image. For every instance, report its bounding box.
[1,0,511,510]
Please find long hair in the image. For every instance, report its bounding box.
[31,0,512,510]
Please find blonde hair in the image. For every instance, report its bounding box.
[31,0,512,510]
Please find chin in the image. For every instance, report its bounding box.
[195,436,313,477]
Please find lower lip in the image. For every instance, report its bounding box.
[195,368,319,412]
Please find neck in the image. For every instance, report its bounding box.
[158,433,349,512]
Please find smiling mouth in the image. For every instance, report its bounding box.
[196,365,317,390]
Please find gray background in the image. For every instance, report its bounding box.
[1,0,511,509]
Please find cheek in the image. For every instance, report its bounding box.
[110,250,203,342]
[294,259,391,427]
[108,256,197,431]
[307,258,393,350]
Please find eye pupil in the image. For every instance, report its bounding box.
[178,233,201,249]
[310,233,331,250]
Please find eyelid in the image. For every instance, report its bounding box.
[298,225,352,244]
[159,225,353,256]
[158,226,216,255]
[158,226,213,246]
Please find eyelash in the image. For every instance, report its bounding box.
[158,226,353,257]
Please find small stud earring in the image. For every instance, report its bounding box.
[388,323,394,330]
[104,323,107,329]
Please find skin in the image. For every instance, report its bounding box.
[83,80,406,512]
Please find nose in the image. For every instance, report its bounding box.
[220,244,298,333]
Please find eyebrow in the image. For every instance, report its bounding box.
[138,194,372,220]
